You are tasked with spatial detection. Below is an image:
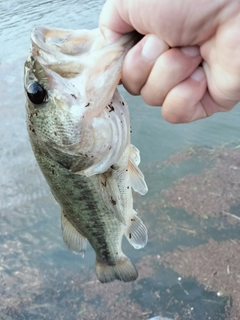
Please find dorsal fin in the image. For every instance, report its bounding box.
[61,211,87,257]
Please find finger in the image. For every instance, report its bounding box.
[140,46,202,106]
[121,35,169,95]
[161,67,208,123]
[99,0,228,45]
[201,15,240,110]
[99,0,134,43]
[202,59,240,110]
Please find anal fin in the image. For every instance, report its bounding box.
[61,211,87,257]
[125,210,148,249]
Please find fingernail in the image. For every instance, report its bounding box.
[142,35,165,60]
[191,68,205,81]
[181,46,200,57]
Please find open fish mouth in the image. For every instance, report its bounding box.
[30,26,142,78]
[31,27,102,64]
[29,27,101,79]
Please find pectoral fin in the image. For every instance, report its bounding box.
[128,155,148,195]
[61,211,87,257]
[129,144,141,166]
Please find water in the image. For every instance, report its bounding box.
[1,1,240,319]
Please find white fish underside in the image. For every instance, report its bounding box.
[24,26,148,283]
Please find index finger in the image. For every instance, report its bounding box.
[99,1,135,43]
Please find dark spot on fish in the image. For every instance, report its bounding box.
[53,131,57,136]
[91,155,94,158]
[51,168,55,175]
[64,214,67,218]
[130,130,132,133]
[110,197,116,206]
[85,103,90,107]
[127,186,129,189]
[85,154,88,157]
[122,102,125,106]
[71,94,77,99]
[129,233,132,239]
[121,121,122,123]
[101,181,107,187]
[109,146,112,150]
[82,116,84,118]
[100,248,112,262]
[108,105,114,112]
[131,218,135,221]
[121,112,123,115]
[126,169,128,172]
[28,124,35,134]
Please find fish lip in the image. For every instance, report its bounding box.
[31,26,53,54]
[30,26,142,58]
[30,26,66,66]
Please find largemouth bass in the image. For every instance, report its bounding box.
[24,27,148,283]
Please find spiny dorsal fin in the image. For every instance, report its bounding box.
[125,210,148,249]
[61,211,87,257]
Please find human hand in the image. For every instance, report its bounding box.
[99,0,240,123]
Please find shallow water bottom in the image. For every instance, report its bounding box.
[1,145,240,320]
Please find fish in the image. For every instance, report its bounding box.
[24,26,148,283]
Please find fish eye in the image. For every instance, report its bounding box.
[27,82,48,105]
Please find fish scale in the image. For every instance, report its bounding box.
[35,142,126,264]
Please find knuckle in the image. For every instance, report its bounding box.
[141,89,163,106]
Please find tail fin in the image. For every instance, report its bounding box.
[95,255,138,283]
